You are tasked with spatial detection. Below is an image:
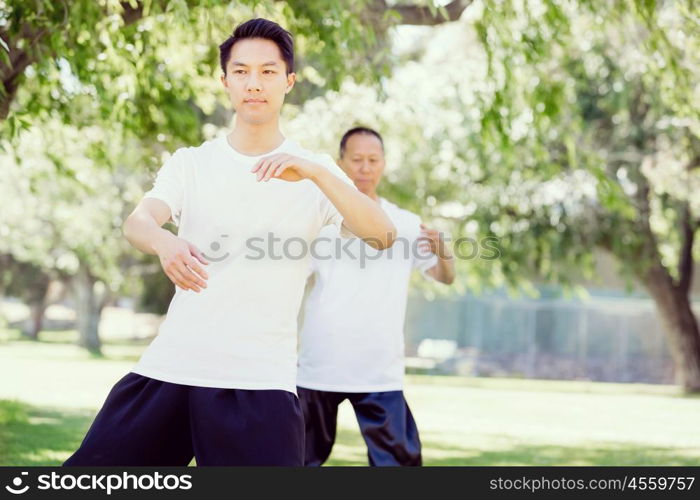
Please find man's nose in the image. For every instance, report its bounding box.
[360,161,371,172]
[246,73,262,92]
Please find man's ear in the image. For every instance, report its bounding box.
[220,73,227,88]
[285,72,296,94]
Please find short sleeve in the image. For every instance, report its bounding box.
[316,153,358,239]
[412,219,439,277]
[143,148,187,226]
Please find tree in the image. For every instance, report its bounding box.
[1,0,472,137]
[1,253,51,339]
[471,0,700,392]
[0,119,149,352]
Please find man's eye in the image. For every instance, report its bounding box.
[263,70,275,74]
[233,69,246,74]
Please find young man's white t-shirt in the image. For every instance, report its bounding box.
[297,197,438,393]
[131,134,357,394]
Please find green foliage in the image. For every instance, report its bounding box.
[471,0,700,287]
[2,0,385,144]
[285,0,699,297]
[0,119,148,296]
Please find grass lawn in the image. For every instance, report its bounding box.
[1,328,699,466]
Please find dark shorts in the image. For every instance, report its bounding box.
[297,387,421,466]
[63,372,304,466]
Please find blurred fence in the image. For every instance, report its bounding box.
[405,293,683,384]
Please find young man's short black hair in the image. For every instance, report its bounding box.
[219,18,294,75]
[339,127,385,158]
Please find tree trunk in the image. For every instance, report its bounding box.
[73,263,104,355]
[643,263,700,393]
[20,272,50,341]
[22,298,47,341]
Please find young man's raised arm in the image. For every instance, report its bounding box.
[251,153,397,249]
[311,167,395,249]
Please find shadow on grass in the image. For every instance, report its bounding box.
[0,400,94,466]
[325,429,700,466]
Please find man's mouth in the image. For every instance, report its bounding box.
[244,99,266,103]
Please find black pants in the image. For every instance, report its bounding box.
[297,387,421,466]
[64,372,304,466]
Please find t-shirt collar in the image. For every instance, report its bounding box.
[219,134,290,160]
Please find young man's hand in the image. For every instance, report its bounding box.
[152,231,209,292]
[251,153,321,182]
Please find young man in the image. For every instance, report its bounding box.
[64,19,395,467]
[297,127,455,466]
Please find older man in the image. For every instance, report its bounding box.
[297,127,455,466]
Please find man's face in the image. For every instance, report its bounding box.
[338,133,385,195]
[220,38,295,125]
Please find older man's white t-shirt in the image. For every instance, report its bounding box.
[131,134,357,394]
[297,197,438,393]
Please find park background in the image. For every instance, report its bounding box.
[1,0,699,465]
